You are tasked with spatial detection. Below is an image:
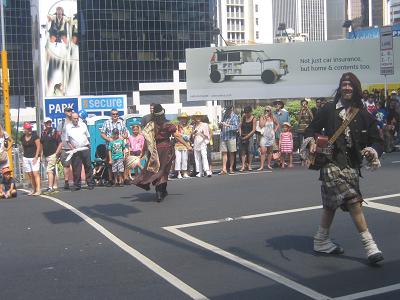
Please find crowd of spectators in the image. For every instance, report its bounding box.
[0,87,399,196]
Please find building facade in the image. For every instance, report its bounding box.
[299,0,327,41]
[346,0,388,28]
[391,0,400,24]
[326,0,346,40]
[215,0,273,45]
[1,0,34,108]
[77,0,214,100]
[272,0,327,42]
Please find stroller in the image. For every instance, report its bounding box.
[92,144,110,186]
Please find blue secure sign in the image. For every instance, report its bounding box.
[81,96,125,111]
[43,95,127,126]
[44,97,79,127]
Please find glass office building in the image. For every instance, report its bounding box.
[1,0,34,108]
[77,0,215,99]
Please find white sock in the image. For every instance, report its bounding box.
[360,230,381,257]
[314,226,340,253]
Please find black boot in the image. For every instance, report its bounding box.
[155,185,163,202]
[160,183,168,199]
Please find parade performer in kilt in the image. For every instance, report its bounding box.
[300,72,384,264]
[133,104,192,202]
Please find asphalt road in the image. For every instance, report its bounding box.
[1,152,400,300]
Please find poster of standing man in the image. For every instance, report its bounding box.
[42,0,80,97]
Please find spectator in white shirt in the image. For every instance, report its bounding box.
[191,112,212,177]
[65,112,94,191]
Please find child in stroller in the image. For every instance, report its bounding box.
[92,144,110,186]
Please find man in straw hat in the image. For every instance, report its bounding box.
[175,112,192,179]
[302,72,384,265]
[133,104,192,202]
[192,112,212,177]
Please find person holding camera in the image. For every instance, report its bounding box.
[219,105,239,175]
[239,106,256,172]
[41,118,62,194]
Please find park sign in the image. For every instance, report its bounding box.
[44,97,79,127]
[186,38,400,101]
[43,95,128,127]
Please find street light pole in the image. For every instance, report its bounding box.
[1,0,13,172]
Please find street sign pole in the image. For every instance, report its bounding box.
[380,26,394,98]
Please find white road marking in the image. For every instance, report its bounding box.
[168,193,400,229]
[164,226,331,300]
[333,283,400,300]
[367,202,400,214]
[164,192,400,300]
[19,189,209,300]
[364,193,400,202]
[391,161,400,164]
[172,205,322,229]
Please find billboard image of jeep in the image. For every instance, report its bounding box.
[209,49,288,84]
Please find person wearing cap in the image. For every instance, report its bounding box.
[100,108,128,185]
[0,167,17,198]
[21,122,41,196]
[108,128,127,187]
[40,118,62,194]
[297,98,314,147]
[65,112,94,191]
[219,105,239,175]
[192,112,212,177]
[239,106,256,172]
[132,104,192,202]
[0,124,13,170]
[175,112,193,179]
[302,72,384,265]
[57,106,74,190]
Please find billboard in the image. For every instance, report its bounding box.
[186,39,400,101]
[38,0,80,97]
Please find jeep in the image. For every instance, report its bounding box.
[209,49,288,84]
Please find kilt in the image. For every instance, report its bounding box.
[319,163,362,211]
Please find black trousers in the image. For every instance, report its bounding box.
[71,149,93,187]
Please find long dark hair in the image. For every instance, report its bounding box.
[334,72,364,108]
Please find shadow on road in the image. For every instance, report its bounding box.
[265,235,367,265]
